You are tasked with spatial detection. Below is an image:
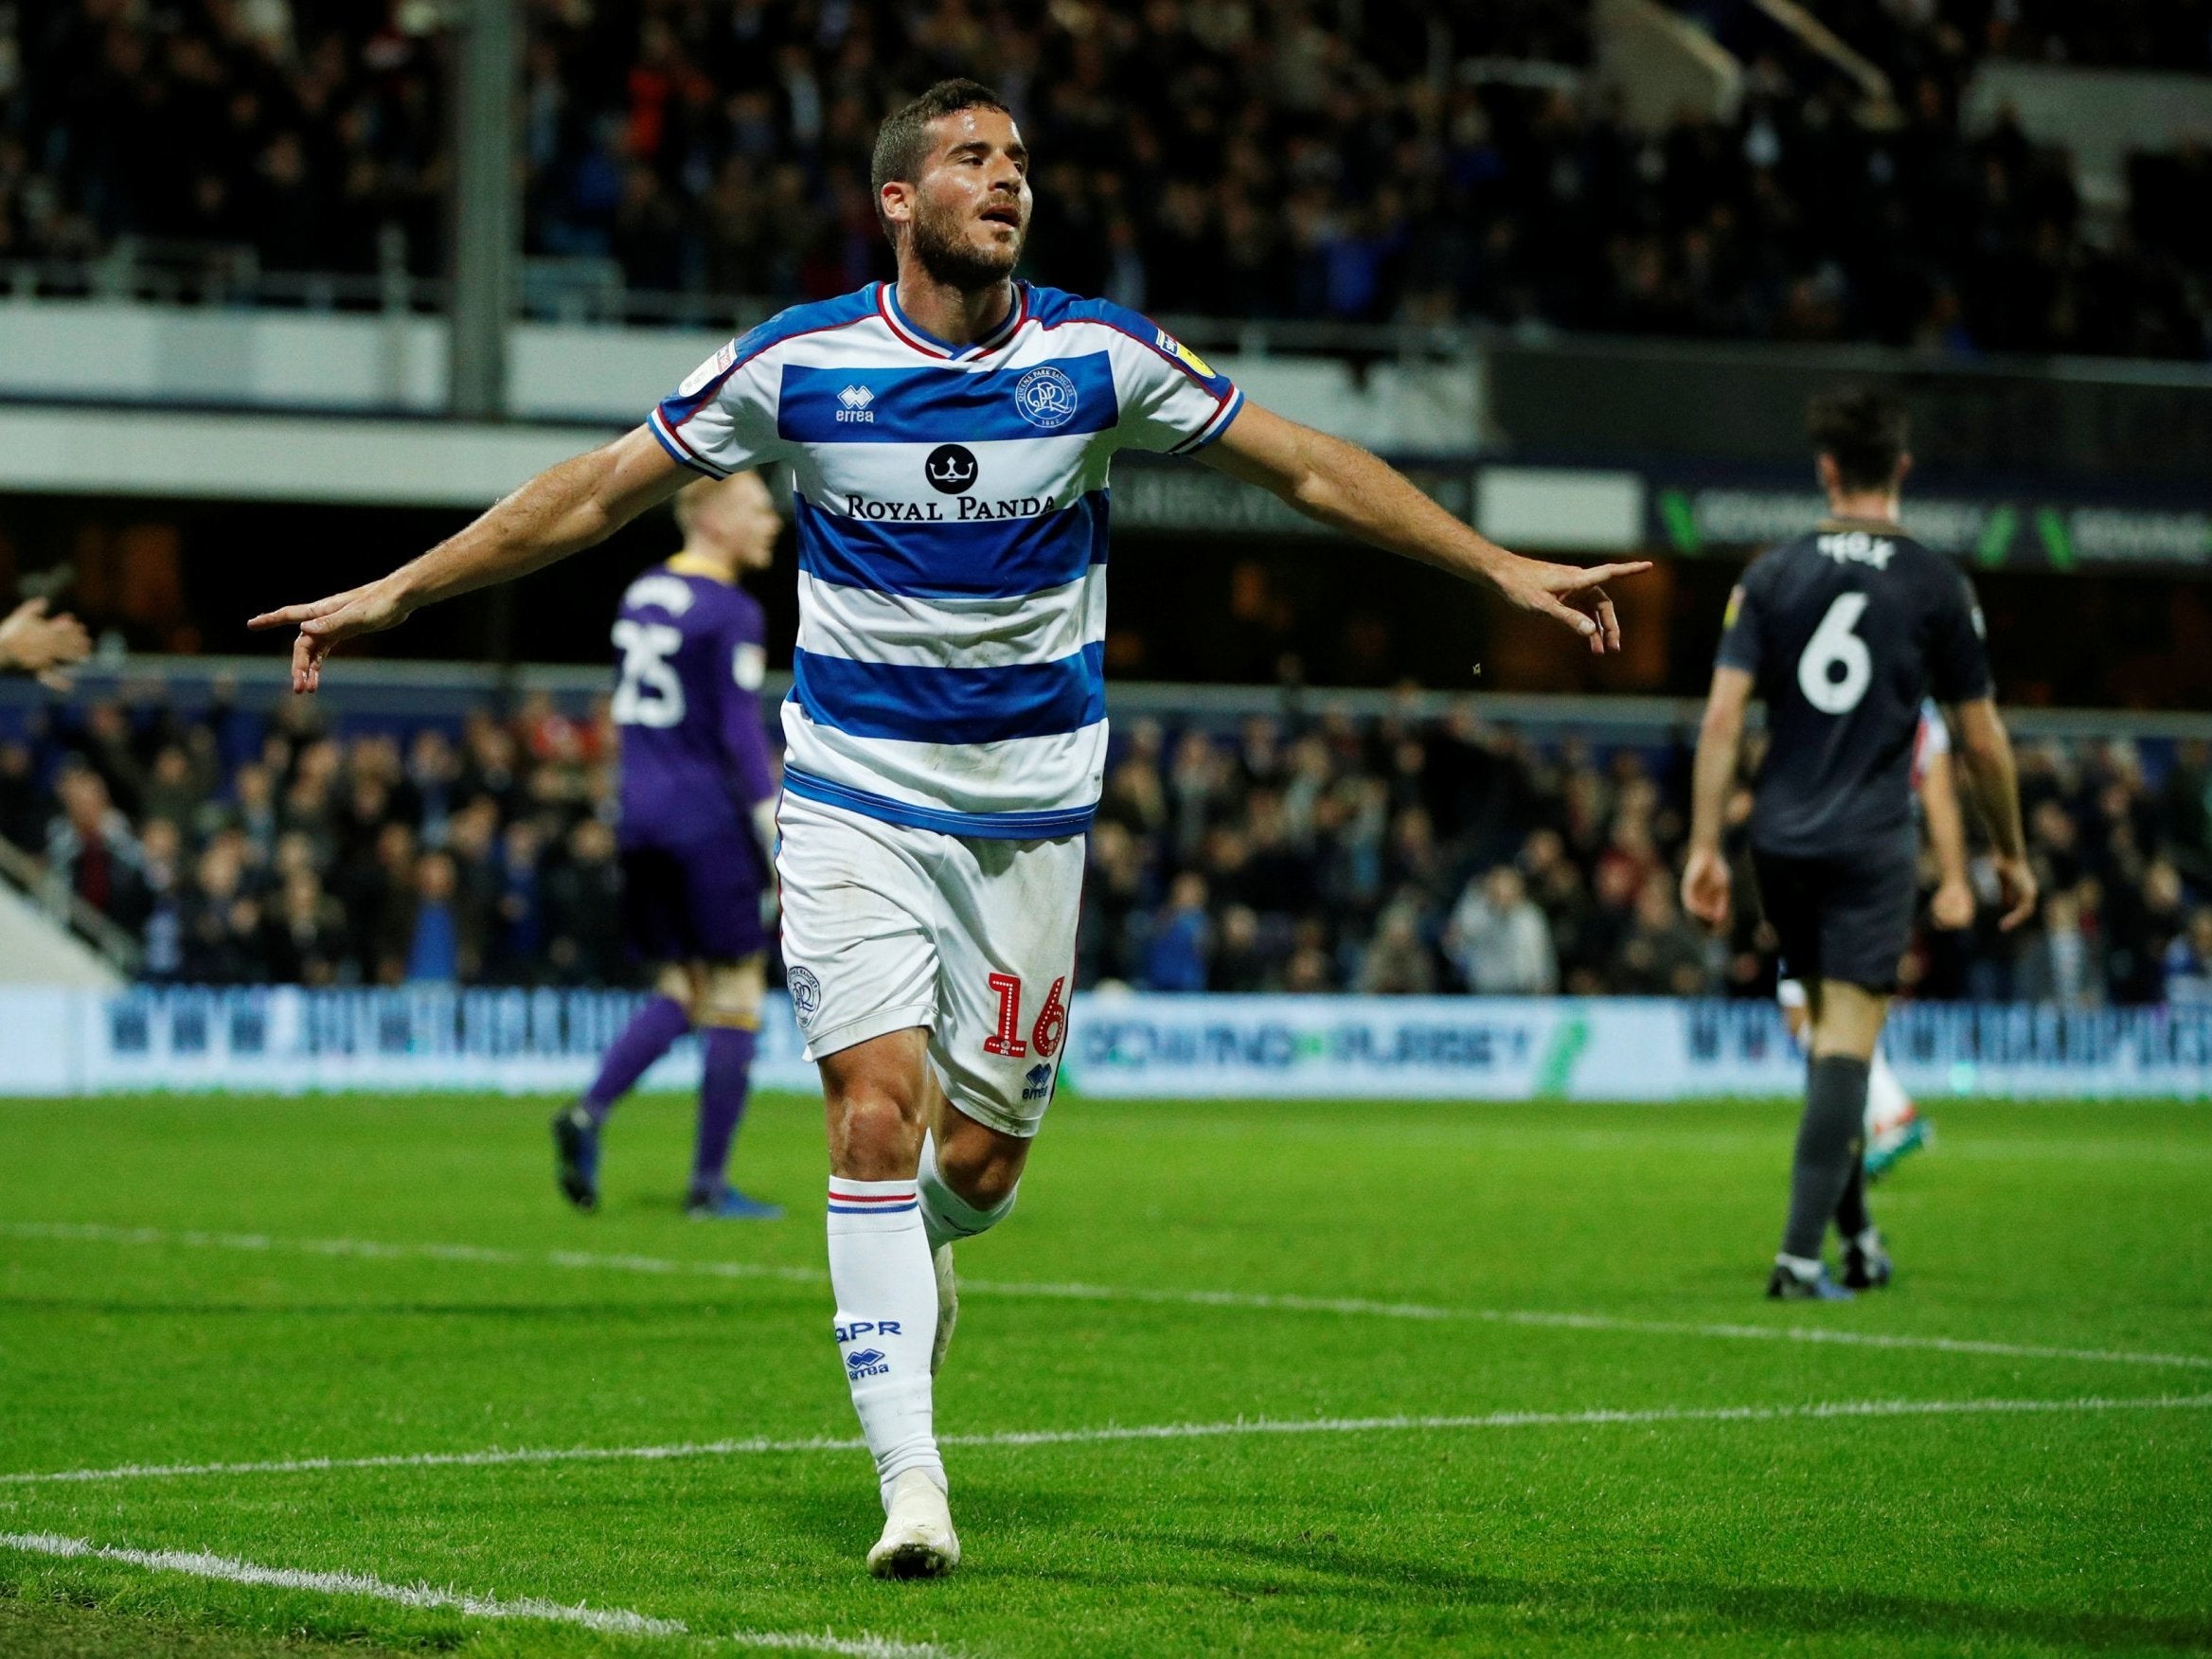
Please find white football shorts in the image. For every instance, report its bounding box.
[775,792,1083,1138]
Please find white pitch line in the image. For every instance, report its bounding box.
[0,1220,824,1286]
[9,1218,2210,1373]
[0,1529,955,1656]
[5,1392,2208,1490]
[962,1277,2212,1371]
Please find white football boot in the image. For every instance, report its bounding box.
[867,1468,960,1579]
[930,1241,957,1377]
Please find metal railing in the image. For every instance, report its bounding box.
[0,831,144,977]
[5,653,2207,741]
[13,242,2212,382]
[0,243,1500,358]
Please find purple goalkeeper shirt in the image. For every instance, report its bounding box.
[612,556,777,849]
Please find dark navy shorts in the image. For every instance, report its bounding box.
[1752,840,1918,995]
[619,834,769,965]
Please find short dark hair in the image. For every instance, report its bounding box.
[1806,384,1910,492]
[869,79,1010,238]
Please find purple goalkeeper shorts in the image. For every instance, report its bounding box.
[618,832,770,965]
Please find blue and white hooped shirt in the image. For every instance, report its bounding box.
[648,280,1243,841]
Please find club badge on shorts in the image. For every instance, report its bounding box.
[788,966,822,1028]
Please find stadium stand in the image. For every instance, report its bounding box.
[3,681,2206,1004]
[6,0,2207,358]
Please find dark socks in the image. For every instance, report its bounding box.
[689,1026,758,1196]
[1834,1157,1871,1241]
[1783,1055,1870,1261]
[584,994,691,1122]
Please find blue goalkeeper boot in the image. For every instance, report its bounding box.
[687,1183,783,1221]
[552,1102,600,1213]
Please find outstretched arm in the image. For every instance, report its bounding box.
[1198,402,1651,653]
[1681,664,1753,930]
[249,425,687,692]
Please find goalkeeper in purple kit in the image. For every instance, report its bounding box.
[554,471,785,1220]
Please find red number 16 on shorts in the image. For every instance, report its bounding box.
[983,973,1068,1061]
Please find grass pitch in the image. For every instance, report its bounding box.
[0,1089,2207,1657]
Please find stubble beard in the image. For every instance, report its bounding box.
[909,199,1023,291]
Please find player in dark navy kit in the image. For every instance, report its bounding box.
[554,471,785,1220]
[1682,385,2036,1299]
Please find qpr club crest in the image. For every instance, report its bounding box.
[788,966,822,1027]
[1013,365,1079,429]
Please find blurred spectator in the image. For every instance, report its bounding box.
[1445,865,1557,995]
[491,817,547,976]
[264,867,348,988]
[1611,875,1713,997]
[137,818,185,980]
[544,818,622,984]
[1357,898,1437,994]
[2015,887,2108,1008]
[2166,909,2212,1004]
[45,767,148,928]
[178,838,261,984]
[403,850,465,984]
[1144,871,1212,992]
[1210,903,1271,993]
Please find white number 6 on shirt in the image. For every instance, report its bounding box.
[1797,592,1873,714]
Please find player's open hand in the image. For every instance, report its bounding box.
[1991,854,2038,933]
[0,597,93,690]
[1681,846,1732,932]
[1930,877,1975,931]
[1493,555,1652,655]
[248,579,416,694]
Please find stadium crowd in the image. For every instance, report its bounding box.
[5,686,2211,1005]
[6,0,2208,360]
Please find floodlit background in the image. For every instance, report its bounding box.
[0,5,2208,1656]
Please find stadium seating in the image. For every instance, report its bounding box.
[7,1,2207,358]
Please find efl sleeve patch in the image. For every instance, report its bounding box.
[1111,320,1242,455]
[649,338,786,478]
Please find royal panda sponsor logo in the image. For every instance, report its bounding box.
[924,443,980,493]
[842,491,1058,522]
